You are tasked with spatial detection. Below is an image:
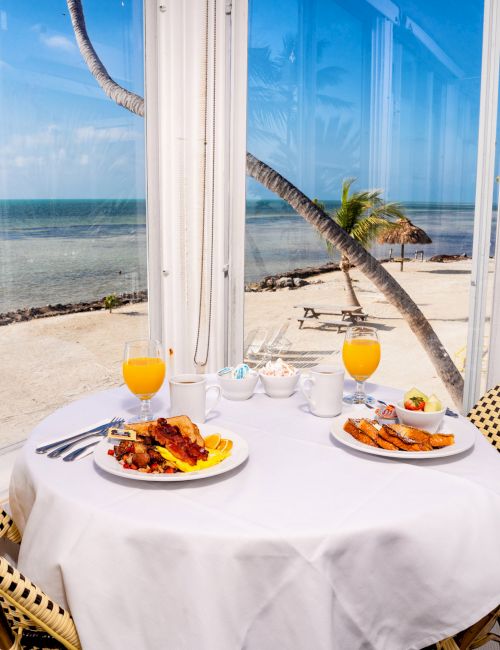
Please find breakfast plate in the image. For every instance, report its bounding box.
[94,423,249,481]
[330,408,475,459]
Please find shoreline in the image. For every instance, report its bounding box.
[0,290,147,327]
[245,253,469,292]
[0,254,471,325]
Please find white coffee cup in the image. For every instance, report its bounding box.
[301,365,344,417]
[169,374,221,423]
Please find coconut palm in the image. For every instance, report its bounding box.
[320,179,406,306]
[65,0,465,407]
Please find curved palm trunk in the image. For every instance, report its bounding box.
[67,0,144,117]
[246,154,464,407]
[340,255,361,307]
[67,1,464,407]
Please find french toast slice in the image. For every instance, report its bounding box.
[428,433,455,447]
[379,426,429,451]
[385,423,431,446]
[343,419,378,447]
[358,419,398,451]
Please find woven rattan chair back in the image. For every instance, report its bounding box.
[0,557,81,650]
[0,509,21,545]
[468,384,500,451]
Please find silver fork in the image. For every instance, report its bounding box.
[37,417,124,456]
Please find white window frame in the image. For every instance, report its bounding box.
[463,0,500,411]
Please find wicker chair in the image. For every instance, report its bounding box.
[0,508,81,650]
[0,511,21,546]
[434,385,500,649]
[436,606,500,649]
[467,384,500,451]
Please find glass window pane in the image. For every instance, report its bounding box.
[245,0,486,405]
[0,2,146,446]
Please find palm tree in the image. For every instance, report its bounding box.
[65,0,464,408]
[319,179,405,306]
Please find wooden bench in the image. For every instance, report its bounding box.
[295,304,367,329]
[297,317,350,332]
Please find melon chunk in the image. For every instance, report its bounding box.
[404,387,428,403]
[424,394,442,412]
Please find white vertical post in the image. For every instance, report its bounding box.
[226,0,249,366]
[486,177,500,387]
[143,0,162,344]
[369,16,393,194]
[463,0,500,412]
[144,0,248,375]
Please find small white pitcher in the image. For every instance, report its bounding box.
[301,365,344,417]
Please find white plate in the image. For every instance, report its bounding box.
[94,423,249,481]
[330,408,475,459]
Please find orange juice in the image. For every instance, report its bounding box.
[122,357,166,399]
[342,339,380,382]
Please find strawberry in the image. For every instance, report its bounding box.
[404,397,425,411]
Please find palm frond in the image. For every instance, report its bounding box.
[351,216,393,248]
[341,178,356,205]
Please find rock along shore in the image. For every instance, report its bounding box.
[0,290,148,327]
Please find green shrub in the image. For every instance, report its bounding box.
[103,294,120,313]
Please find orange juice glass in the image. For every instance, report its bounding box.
[123,340,165,421]
[342,326,380,404]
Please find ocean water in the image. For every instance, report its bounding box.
[0,200,147,313]
[245,200,497,282]
[0,199,496,312]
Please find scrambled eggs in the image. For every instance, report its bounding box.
[155,446,231,473]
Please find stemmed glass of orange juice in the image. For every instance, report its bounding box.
[342,326,380,405]
[123,339,166,421]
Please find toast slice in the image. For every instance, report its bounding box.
[166,415,205,448]
[428,433,455,447]
[359,419,398,451]
[126,421,156,436]
[126,416,205,449]
[343,419,378,447]
[385,423,431,446]
[357,419,398,451]
[379,426,430,451]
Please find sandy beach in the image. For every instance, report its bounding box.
[0,258,492,446]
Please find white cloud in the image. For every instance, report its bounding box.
[40,34,75,52]
[75,125,140,143]
[0,59,11,70]
[14,155,44,168]
[79,154,89,166]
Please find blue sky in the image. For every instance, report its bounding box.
[247,0,485,204]
[0,0,488,202]
[0,0,144,199]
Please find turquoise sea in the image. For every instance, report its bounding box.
[0,199,496,312]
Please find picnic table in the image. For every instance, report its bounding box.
[295,303,368,331]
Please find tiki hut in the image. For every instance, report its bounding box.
[378,218,432,271]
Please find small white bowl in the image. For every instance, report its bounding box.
[259,371,300,398]
[395,401,446,432]
[218,371,259,400]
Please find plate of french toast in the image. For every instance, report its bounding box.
[330,411,475,458]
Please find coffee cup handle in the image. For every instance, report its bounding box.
[205,384,222,418]
[301,376,315,407]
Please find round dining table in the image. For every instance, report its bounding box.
[9,378,500,650]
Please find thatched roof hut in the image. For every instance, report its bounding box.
[378,218,432,270]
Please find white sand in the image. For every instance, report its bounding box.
[0,304,148,446]
[245,259,493,405]
[0,259,492,446]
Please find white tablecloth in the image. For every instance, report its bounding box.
[9,380,500,650]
